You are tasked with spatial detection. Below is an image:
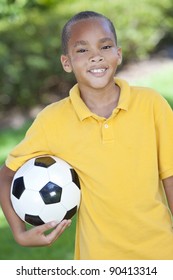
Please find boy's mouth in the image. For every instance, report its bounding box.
[89,68,106,73]
[88,67,108,75]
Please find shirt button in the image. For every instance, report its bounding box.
[104,124,109,128]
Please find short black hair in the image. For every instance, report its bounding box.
[61,11,117,54]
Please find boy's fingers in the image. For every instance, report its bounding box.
[35,220,62,233]
[27,219,71,246]
[45,220,72,244]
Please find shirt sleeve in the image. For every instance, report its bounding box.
[6,113,51,171]
[155,96,173,179]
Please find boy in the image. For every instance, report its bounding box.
[0,11,173,260]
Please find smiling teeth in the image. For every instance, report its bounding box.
[90,69,106,73]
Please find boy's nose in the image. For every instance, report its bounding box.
[90,55,104,63]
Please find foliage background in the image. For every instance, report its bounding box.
[0,0,173,114]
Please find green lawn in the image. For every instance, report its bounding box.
[0,62,172,259]
[0,210,76,260]
[130,63,173,108]
[0,122,31,166]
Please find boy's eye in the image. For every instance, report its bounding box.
[102,45,112,50]
[77,49,87,53]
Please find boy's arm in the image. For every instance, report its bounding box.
[163,176,173,215]
[0,165,71,246]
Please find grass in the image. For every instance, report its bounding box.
[0,62,172,260]
[0,121,31,166]
[130,63,173,108]
[0,209,76,260]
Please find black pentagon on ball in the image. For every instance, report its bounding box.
[63,205,78,220]
[34,156,56,168]
[70,169,81,189]
[25,214,44,226]
[12,177,25,199]
[39,182,62,204]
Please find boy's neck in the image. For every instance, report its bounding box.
[79,83,120,119]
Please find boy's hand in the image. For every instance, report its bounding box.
[15,219,71,247]
[0,165,71,247]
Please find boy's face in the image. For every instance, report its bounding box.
[61,18,122,92]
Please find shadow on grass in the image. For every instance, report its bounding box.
[0,219,76,260]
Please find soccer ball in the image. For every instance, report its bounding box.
[10,155,81,226]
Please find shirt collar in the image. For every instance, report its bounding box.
[70,78,131,121]
[115,78,131,111]
[70,84,94,121]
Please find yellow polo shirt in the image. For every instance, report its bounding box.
[6,78,173,259]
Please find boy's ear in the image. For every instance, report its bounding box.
[117,47,122,65]
[60,55,73,73]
